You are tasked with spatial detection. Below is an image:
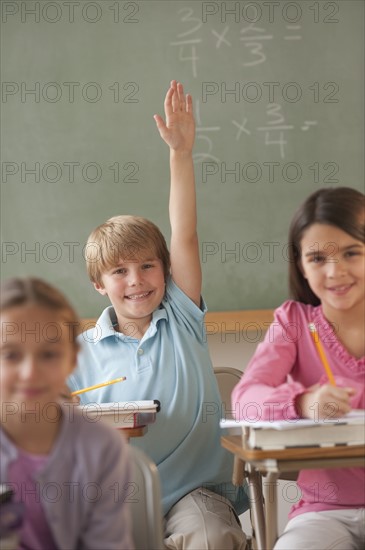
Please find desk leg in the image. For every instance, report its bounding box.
[263,472,280,549]
[233,456,245,486]
[246,464,266,550]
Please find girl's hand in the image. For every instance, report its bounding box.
[296,383,356,420]
[154,80,195,153]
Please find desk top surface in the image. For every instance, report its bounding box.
[222,435,365,462]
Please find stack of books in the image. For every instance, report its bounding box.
[79,400,160,429]
[220,410,365,450]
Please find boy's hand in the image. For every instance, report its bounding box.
[296,383,356,420]
[154,80,195,153]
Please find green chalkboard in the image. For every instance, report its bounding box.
[2,0,364,315]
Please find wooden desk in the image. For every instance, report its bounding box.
[77,404,157,440]
[222,435,365,550]
[119,425,148,441]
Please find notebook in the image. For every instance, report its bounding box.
[79,400,160,428]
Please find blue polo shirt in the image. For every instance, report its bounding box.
[68,278,248,515]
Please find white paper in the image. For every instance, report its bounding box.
[81,400,158,412]
[220,409,365,430]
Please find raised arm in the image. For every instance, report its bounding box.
[154,80,201,306]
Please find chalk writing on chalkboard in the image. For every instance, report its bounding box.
[194,100,221,164]
[171,8,305,75]
[170,6,318,160]
[256,103,317,159]
[170,8,203,78]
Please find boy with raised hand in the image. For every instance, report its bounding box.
[68,81,248,549]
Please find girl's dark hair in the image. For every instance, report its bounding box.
[0,277,80,349]
[288,187,365,305]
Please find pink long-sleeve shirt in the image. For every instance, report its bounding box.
[232,300,365,518]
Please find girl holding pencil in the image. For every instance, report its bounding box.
[232,187,364,549]
[0,277,134,549]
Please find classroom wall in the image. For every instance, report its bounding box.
[2,0,364,315]
[208,329,261,371]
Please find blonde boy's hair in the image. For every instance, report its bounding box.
[85,215,171,285]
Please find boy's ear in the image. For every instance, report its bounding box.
[93,281,108,296]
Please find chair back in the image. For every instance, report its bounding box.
[214,366,242,420]
[128,446,165,550]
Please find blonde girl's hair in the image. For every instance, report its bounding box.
[0,277,80,349]
[85,215,171,285]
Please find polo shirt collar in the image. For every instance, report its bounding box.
[94,305,168,343]
[93,306,118,342]
[145,307,168,339]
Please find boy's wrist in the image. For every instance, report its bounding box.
[170,149,193,160]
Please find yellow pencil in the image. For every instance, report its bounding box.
[71,376,127,396]
[308,323,336,386]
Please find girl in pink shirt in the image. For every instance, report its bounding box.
[232,187,364,549]
[0,277,134,549]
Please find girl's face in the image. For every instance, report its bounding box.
[0,305,76,411]
[300,223,365,318]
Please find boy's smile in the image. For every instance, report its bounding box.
[94,256,166,337]
[125,290,154,300]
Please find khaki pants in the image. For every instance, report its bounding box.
[164,487,247,550]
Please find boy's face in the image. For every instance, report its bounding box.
[94,256,166,334]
